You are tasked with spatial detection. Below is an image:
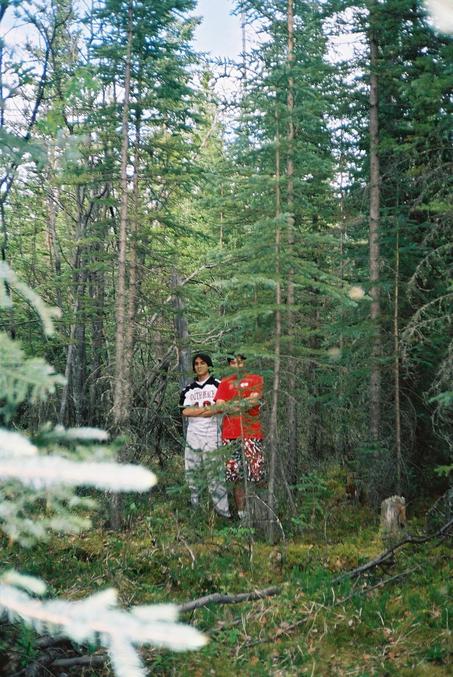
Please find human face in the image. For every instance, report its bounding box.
[229,355,245,369]
[194,357,210,380]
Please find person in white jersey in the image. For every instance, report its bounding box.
[179,352,231,518]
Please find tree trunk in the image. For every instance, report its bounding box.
[112,3,133,433]
[241,11,247,87]
[286,0,297,475]
[267,108,282,544]
[172,271,192,391]
[368,4,382,443]
[58,274,87,426]
[122,107,142,421]
[110,3,133,530]
[46,142,63,310]
[394,228,402,494]
[88,231,106,427]
[59,198,88,426]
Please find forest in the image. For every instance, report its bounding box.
[0,0,451,675]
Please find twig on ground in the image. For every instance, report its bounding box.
[51,655,107,668]
[336,566,419,605]
[179,536,196,568]
[178,586,280,613]
[332,517,452,583]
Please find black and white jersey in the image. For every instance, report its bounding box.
[180,375,220,439]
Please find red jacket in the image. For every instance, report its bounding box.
[215,372,264,440]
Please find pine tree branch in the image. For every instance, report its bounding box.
[1,586,207,677]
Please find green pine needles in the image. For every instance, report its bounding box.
[0,265,206,676]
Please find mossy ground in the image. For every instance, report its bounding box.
[1,465,451,676]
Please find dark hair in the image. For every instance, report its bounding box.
[192,352,213,370]
[227,353,246,364]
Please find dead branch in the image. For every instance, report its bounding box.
[20,652,107,676]
[336,566,419,605]
[178,586,280,613]
[34,636,71,649]
[333,517,452,583]
[51,655,106,668]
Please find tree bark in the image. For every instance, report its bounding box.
[286,0,297,474]
[172,271,192,391]
[88,232,107,427]
[267,107,282,544]
[110,3,133,530]
[394,228,402,493]
[122,105,142,420]
[112,2,133,433]
[178,586,280,613]
[241,10,247,88]
[45,142,63,310]
[368,3,382,443]
[59,198,88,426]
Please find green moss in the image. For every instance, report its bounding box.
[3,495,452,676]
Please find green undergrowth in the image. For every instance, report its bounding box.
[1,478,451,676]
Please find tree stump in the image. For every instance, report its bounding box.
[245,490,283,543]
[380,495,407,548]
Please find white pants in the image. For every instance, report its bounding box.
[184,430,230,518]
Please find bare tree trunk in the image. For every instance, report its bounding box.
[172,271,191,391]
[88,232,106,427]
[59,326,75,426]
[72,308,86,425]
[122,108,141,418]
[110,3,133,530]
[286,0,297,474]
[0,38,4,133]
[267,109,282,544]
[241,11,247,87]
[58,273,87,425]
[220,184,224,247]
[368,5,382,442]
[46,143,63,309]
[112,3,133,432]
[394,228,402,493]
[59,197,88,426]
[72,187,90,426]
[171,270,191,444]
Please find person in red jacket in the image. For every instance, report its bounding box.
[214,354,265,518]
